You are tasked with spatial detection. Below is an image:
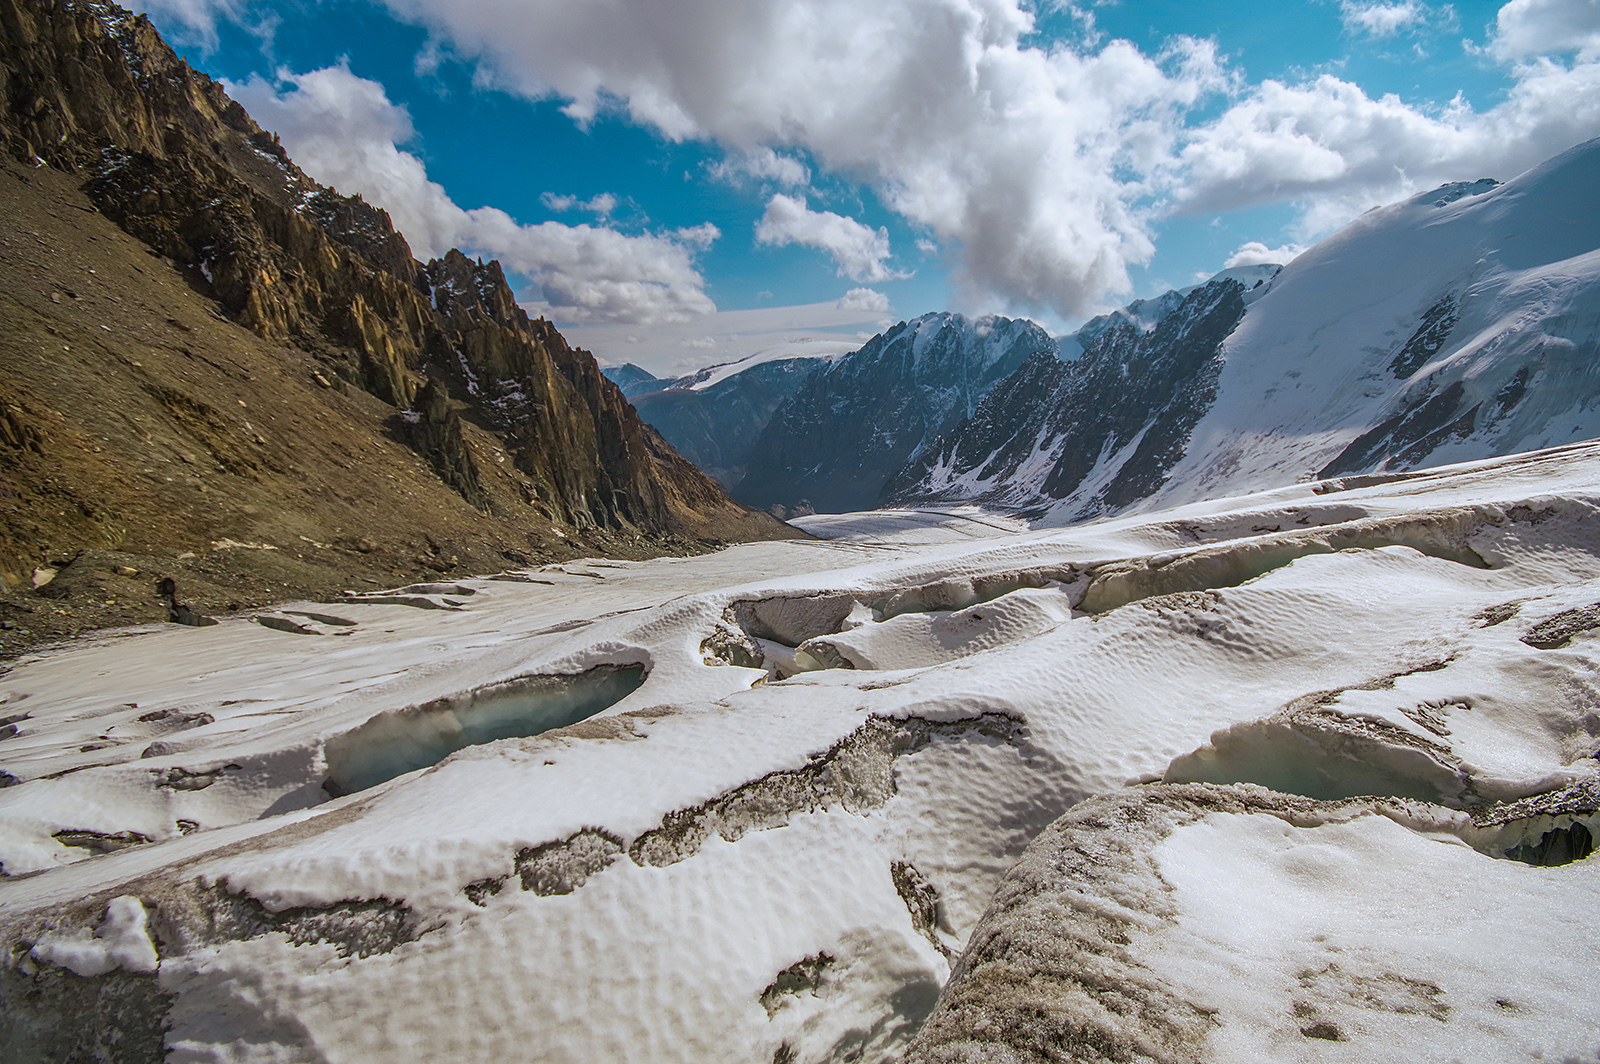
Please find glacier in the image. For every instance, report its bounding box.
[3,442,1600,1061]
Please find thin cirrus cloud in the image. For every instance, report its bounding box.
[226,64,719,324]
[755,194,909,284]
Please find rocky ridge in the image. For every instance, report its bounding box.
[0,0,792,655]
[889,274,1264,521]
[629,355,835,489]
[736,313,1052,513]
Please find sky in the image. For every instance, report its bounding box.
[129,0,1600,376]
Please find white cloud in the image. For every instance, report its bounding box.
[563,298,898,377]
[1175,55,1600,237]
[1339,1,1426,37]
[673,222,721,249]
[1492,0,1600,60]
[128,0,241,48]
[755,194,908,283]
[837,287,891,312]
[227,65,717,324]
[365,0,1232,318]
[708,147,811,187]
[217,0,1600,317]
[541,191,618,217]
[1223,240,1307,268]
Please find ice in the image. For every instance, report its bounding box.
[323,664,648,795]
[5,441,1600,1061]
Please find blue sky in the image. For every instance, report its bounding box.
[134,0,1600,375]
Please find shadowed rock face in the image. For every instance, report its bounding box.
[736,313,1052,514]
[0,0,796,649]
[889,277,1251,521]
[631,357,834,488]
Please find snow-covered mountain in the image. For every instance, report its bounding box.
[600,362,666,398]
[6,442,1600,1062]
[894,139,1600,524]
[629,345,849,487]
[737,314,1053,513]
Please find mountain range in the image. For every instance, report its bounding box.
[889,144,1600,522]
[637,140,1598,526]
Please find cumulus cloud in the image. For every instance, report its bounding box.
[226,0,1600,316]
[836,287,891,312]
[1175,57,1600,235]
[128,0,246,48]
[1339,1,1427,37]
[1224,240,1307,268]
[227,65,716,323]
[708,147,811,187]
[1492,0,1600,60]
[366,0,1232,317]
[755,195,907,283]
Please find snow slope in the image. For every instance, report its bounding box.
[5,442,1600,1062]
[898,139,1600,525]
[666,340,857,393]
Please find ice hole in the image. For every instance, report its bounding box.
[323,664,646,795]
[1504,822,1594,866]
[1479,812,1599,867]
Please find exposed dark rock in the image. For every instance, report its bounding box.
[515,828,625,896]
[156,575,216,627]
[51,828,151,853]
[890,278,1252,521]
[631,356,834,487]
[737,314,1050,513]
[401,378,491,513]
[0,0,798,657]
[0,965,172,1064]
[1318,380,1478,478]
[1389,295,1458,378]
[760,952,835,1015]
[1521,603,1600,649]
[629,713,1027,868]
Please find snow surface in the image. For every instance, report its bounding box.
[1134,144,1600,516]
[5,442,1600,1062]
[910,140,1600,527]
[668,339,857,392]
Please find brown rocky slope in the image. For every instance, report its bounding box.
[0,0,799,658]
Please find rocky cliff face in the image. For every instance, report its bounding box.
[0,0,791,655]
[889,276,1258,521]
[602,363,667,398]
[630,356,834,488]
[735,314,1052,513]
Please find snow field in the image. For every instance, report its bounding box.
[4,441,1600,1062]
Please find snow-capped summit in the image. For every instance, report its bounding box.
[1061,262,1282,360]
[893,138,1600,524]
[736,313,1053,513]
